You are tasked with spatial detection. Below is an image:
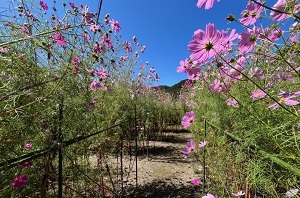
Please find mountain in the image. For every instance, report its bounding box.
[157,79,187,95]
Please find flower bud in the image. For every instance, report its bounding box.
[226,14,235,22]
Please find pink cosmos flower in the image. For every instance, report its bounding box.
[240,1,263,26]
[232,190,245,197]
[104,86,111,92]
[226,98,240,108]
[0,47,10,53]
[21,161,33,168]
[177,59,192,73]
[249,67,264,79]
[95,68,110,79]
[270,0,299,21]
[24,143,32,149]
[196,0,220,9]
[21,25,30,36]
[228,64,244,83]
[73,56,79,65]
[73,66,79,73]
[181,111,196,129]
[191,178,200,186]
[81,5,95,24]
[53,33,67,46]
[12,175,29,188]
[123,41,132,53]
[275,72,294,81]
[90,23,99,32]
[86,68,95,75]
[102,34,113,48]
[268,91,300,110]
[265,28,283,41]
[188,23,224,63]
[238,27,261,53]
[109,19,121,32]
[182,140,196,155]
[290,34,299,44]
[220,29,239,50]
[210,78,231,93]
[86,102,94,110]
[82,32,91,40]
[94,41,106,54]
[202,193,217,198]
[286,189,299,198]
[199,140,207,148]
[40,1,48,10]
[251,90,266,99]
[89,81,101,89]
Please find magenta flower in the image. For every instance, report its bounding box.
[82,32,91,40]
[73,66,79,73]
[286,189,298,198]
[275,72,294,81]
[251,90,266,100]
[90,23,99,32]
[249,67,264,79]
[53,33,67,46]
[270,0,299,21]
[21,25,30,36]
[89,81,101,89]
[199,140,207,148]
[86,102,94,110]
[110,19,121,32]
[24,143,32,149]
[181,111,196,128]
[39,1,48,10]
[196,0,220,9]
[202,193,217,198]
[188,23,224,63]
[191,178,200,186]
[210,78,231,93]
[95,68,110,79]
[81,5,95,24]
[226,98,240,108]
[177,59,192,73]
[240,1,263,26]
[12,175,29,188]
[94,41,106,54]
[102,34,113,48]
[0,47,9,53]
[73,56,79,65]
[238,27,260,53]
[182,140,196,155]
[220,29,239,50]
[265,28,283,41]
[232,190,245,197]
[268,91,300,110]
[21,161,33,168]
[123,41,132,53]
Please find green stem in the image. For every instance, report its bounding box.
[207,121,300,177]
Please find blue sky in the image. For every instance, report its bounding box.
[46,0,277,86]
[97,0,247,86]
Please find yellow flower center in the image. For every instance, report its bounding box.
[279,97,285,103]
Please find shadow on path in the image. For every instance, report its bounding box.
[124,180,199,198]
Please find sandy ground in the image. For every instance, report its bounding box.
[89,129,202,197]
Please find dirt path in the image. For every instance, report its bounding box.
[122,128,201,198]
